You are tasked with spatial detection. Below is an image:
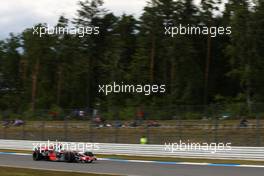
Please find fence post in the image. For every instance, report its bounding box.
[22,123,26,140]
[178,109,182,141]
[256,114,261,146]
[64,117,68,141]
[203,105,209,143]
[145,126,150,144]
[114,109,119,143]
[89,120,94,142]
[41,121,45,141]
[114,127,119,143]
[213,105,219,144]
[3,127,6,139]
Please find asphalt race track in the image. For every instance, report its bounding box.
[0,153,264,176]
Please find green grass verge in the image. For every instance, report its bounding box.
[1,149,264,165]
[0,166,117,176]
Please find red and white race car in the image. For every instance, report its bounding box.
[33,146,97,163]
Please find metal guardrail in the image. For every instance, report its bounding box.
[0,140,264,161]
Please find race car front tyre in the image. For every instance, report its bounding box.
[33,151,43,161]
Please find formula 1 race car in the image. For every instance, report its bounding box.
[33,146,97,163]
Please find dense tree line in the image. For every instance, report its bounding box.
[0,0,263,115]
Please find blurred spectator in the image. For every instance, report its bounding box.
[129,121,138,127]
[136,106,145,126]
[114,120,122,128]
[94,115,102,127]
[49,111,59,119]
[2,119,25,127]
[240,118,248,128]
[140,136,148,144]
[2,120,11,128]
[13,119,25,126]
[79,110,85,117]
[136,107,145,120]
[72,109,79,117]
[147,120,161,127]
[92,109,98,118]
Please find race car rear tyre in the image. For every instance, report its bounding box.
[33,151,43,161]
[64,152,75,162]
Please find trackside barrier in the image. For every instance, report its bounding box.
[0,140,264,161]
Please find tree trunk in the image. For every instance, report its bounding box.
[31,59,40,111]
[170,59,176,95]
[204,35,212,105]
[245,64,252,113]
[56,65,63,106]
[150,36,156,82]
